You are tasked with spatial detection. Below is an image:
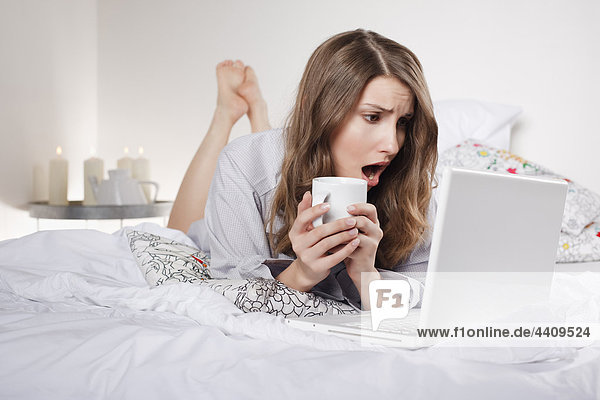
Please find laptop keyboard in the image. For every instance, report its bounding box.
[340,312,420,336]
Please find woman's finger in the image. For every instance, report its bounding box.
[304,217,356,247]
[320,238,360,268]
[292,192,320,233]
[308,228,359,258]
[353,216,383,240]
[296,191,312,214]
[347,202,379,225]
[292,202,331,234]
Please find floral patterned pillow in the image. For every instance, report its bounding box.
[127,230,357,317]
[127,230,212,284]
[557,221,600,262]
[438,139,600,236]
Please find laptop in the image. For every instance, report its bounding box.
[286,167,568,348]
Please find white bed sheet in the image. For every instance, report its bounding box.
[0,225,599,399]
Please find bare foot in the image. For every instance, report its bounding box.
[239,65,271,133]
[216,60,249,126]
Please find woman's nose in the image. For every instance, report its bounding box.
[378,123,400,154]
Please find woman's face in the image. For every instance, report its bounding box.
[329,76,414,190]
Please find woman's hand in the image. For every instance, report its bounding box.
[342,202,383,283]
[276,191,360,292]
[319,201,382,309]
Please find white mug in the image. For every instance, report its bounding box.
[311,177,367,227]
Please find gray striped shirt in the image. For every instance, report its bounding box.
[188,129,436,308]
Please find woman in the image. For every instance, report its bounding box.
[169,29,438,309]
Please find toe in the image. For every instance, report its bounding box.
[217,60,231,69]
[233,60,244,69]
[244,66,258,82]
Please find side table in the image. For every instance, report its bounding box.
[28,201,174,230]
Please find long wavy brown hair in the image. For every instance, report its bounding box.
[267,29,438,269]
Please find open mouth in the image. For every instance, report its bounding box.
[361,162,389,187]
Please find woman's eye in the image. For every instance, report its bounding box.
[364,114,380,123]
[397,117,409,127]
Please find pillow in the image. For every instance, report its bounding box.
[557,221,600,262]
[127,230,357,317]
[127,230,212,285]
[438,140,600,236]
[205,278,358,317]
[434,99,522,154]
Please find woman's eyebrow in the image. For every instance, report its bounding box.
[362,103,414,118]
[363,103,393,112]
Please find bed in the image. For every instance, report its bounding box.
[1,223,599,399]
[2,100,600,399]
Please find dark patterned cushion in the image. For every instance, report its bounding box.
[205,278,358,317]
[127,230,358,317]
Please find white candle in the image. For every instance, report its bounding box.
[117,147,133,175]
[49,146,68,206]
[83,149,104,206]
[132,146,151,202]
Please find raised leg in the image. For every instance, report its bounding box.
[168,60,253,233]
[239,65,272,133]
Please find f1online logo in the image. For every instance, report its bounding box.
[369,280,411,331]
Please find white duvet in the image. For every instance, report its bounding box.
[1,224,599,400]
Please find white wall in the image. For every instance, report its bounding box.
[96,0,600,200]
[1,0,599,240]
[0,0,98,240]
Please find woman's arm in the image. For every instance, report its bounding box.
[203,139,281,279]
